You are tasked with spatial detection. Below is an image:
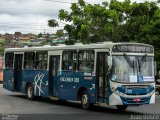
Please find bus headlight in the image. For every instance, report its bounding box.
[147,90,155,96]
[113,89,125,97]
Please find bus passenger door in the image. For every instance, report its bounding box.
[14,54,23,91]
[49,56,60,97]
[96,52,109,103]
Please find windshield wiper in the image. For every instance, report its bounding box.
[132,60,135,74]
[123,53,134,68]
[140,54,147,67]
[137,54,147,74]
[137,59,141,74]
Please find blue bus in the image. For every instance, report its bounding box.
[3,42,155,110]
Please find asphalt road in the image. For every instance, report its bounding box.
[0,84,160,120]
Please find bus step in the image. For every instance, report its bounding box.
[49,96,59,101]
[95,102,108,107]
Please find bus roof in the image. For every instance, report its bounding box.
[4,42,153,52]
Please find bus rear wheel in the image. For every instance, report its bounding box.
[81,90,92,109]
[26,84,34,100]
[116,105,128,111]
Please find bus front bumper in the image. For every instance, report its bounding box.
[109,92,155,105]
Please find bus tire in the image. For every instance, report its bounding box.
[116,105,128,111]
[81,90,91,109]
[26,84,34,100]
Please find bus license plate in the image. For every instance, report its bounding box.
[133,98,141,102]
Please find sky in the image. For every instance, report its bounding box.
[0,0,149,34]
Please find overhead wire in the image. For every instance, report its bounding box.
[0,0,80,34]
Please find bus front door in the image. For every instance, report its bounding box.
[14,54,23,91]
[49,56,60,97]
[96,52,109,103]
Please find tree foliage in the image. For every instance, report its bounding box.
[38,33,43,38]
[0,40,5,55]
[48,19,59,28]
[49,0,160,65]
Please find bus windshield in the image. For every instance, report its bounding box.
[111,55,154,83]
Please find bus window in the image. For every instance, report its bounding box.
[78,50,94,72]
[5,53,14,69]
[24,52,35,69]
[35,52,48,70]
[62,51,77,71]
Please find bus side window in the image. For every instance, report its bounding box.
[62,50,77,71]
[24,52,35,70]
[5,53,14,69]
[78,50,94,72]
[35,52,48,70]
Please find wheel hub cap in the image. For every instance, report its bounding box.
[82,95,88,104]
[28,87,32,97]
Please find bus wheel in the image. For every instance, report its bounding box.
[81,90,91,109]
[26,84,34,100]
[116,105,128,111]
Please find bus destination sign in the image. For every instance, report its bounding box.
[112,45,153,53]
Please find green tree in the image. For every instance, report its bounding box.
[38,33,43,38]
[49,0,159,43]
[49,0,160,44]
[0,40,5,55]
[49,0,119,44]
[48,19,59,28]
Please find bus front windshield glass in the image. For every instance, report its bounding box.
[111,55,154,83]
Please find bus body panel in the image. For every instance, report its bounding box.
[50,75,59,97]
[149,93,155,104]
[59,71,96,103]
[21,70,49,97]
[15,71,23,91]
[3,69,14,91]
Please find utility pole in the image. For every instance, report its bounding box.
[4,27,6,35]
[44,29,46,35]
[44,29,46,44]
[0,26,6,35]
